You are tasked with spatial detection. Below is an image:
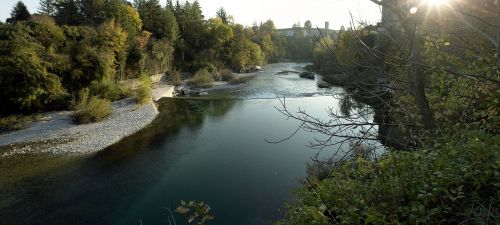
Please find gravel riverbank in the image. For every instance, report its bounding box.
[0,98,159,157]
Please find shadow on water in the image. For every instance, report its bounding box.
[0,63,363,225]
[0,98,237,225]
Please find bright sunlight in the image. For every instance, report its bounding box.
[425,0,448,6]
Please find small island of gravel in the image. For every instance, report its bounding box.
[0,98,159,157]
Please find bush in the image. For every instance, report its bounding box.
[229,75,254,85]
[73,89,112,124]
[89,79,131,101]
[136,75,152,104]
[0,114,41,132]
[212,71,222,81]
[277,130,500,225]
[189,69,213,88]
[220,69,234,82]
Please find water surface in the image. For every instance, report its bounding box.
[0,63,359,225]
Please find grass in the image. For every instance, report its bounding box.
[73,89,112,124]
[0,114,42,132]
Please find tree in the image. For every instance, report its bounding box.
[216,7,230,25]
[6,1,31,24]
[54,0,82,25]
[105,0,142,38]
[135,0,168,38]
[79,0,106,26]
[164,6,180,44]
[0,23,66,114]
[304,20,312,29]
[38,0,56,16]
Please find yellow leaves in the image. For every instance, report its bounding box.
[98,18,127,54]
[124,5,142,32]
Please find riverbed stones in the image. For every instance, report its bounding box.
[299,71,315,79]
[0,98,159,157]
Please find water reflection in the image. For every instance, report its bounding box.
[0,98,238,225]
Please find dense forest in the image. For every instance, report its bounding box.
[0,0,317,117]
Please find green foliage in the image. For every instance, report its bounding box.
[143,38,174,75]
[229,38,265,72]
[284,24,314,60]
[422,37,499,132]
[54,0,82,26]
[135,74,152,104]
[7,1,31,24]
[278,131,500,225]
[38,0,56,16]
[0,23,67,114]
[228,75,255,85]
[175,200,215,225]
[0,0,285,115]
[106,0,142,38]
[0,114,41,132]
[334,30,362,69]
[73,89,112,124]
[189,68,213,88]
[313,37,338,74]
[89,79,130,101]
[219,69,234,81]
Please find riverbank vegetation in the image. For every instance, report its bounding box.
[278,0,500,224]
[72,89,112,124]
[0,0,290,119]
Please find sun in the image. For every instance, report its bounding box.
[425,0,448,6]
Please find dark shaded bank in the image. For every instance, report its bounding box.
[310,67,409,149]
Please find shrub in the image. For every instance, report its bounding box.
[0,114,41,132]
[277,130,500,225]
[229,75,254,85]
[136,75,152,104]
[73,89,112,124]
[189,69,213,88]
[212,71,222,81]
[220,69,234,82]
[89,79,131,101]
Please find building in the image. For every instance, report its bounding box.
[277,22,337,39]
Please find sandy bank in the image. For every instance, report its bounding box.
[0,98,159,157]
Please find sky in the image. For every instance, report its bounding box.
[1,0,382,29]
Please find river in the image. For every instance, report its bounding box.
[0,63,372,225]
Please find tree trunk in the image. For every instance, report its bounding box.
[410,34,435,129]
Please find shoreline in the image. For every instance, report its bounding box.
[0,86,173,157]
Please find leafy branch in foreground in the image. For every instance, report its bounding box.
[175,200,215,225]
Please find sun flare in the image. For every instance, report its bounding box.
[426,0,448,6]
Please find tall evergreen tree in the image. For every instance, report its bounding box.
[54,0,82,25]
[6,1,31,24]
[164,6,180,44]
[79,0,106,26]
[216,7,229,25]
[38,0,56,16]
[135,0,167,38]
[190,1,203,21]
